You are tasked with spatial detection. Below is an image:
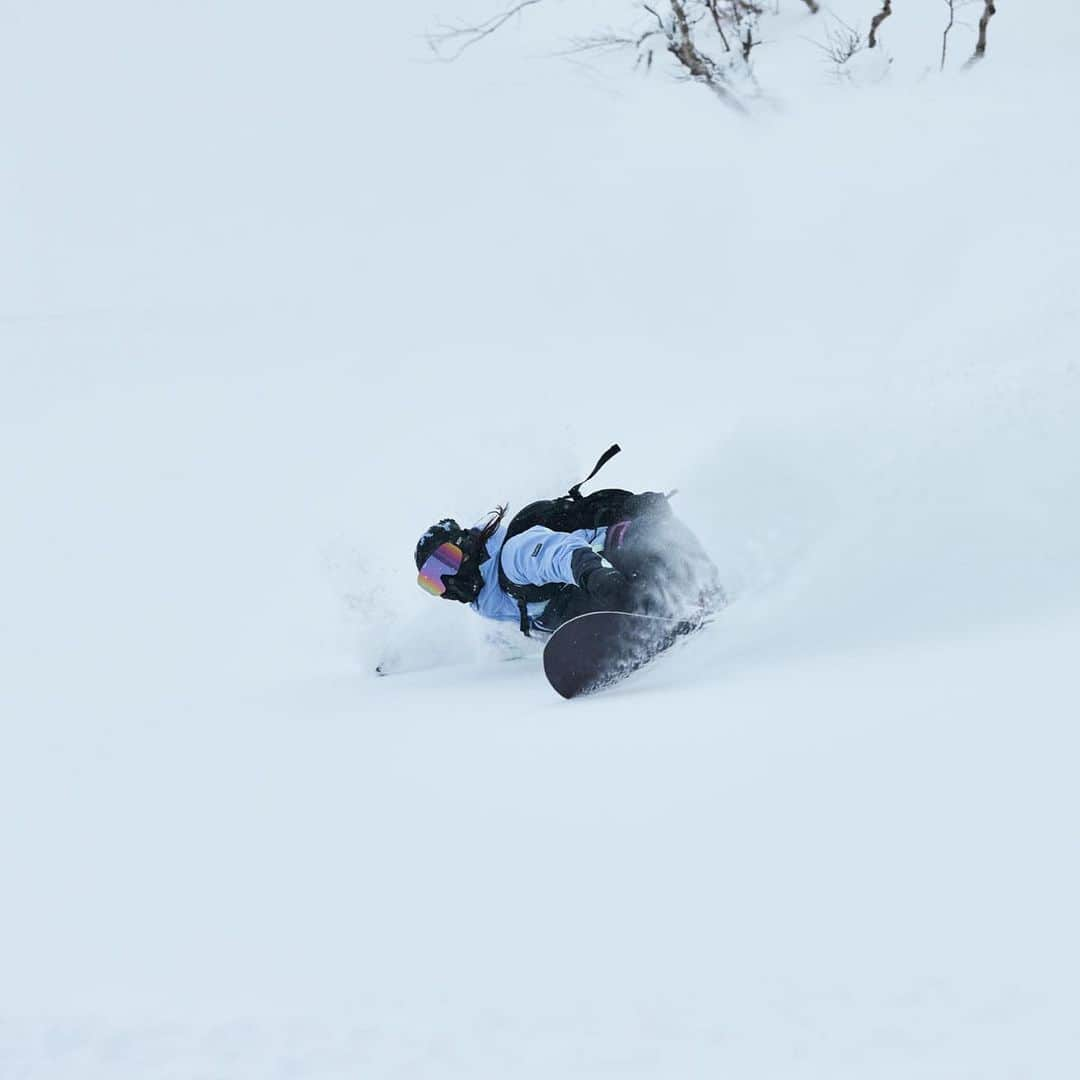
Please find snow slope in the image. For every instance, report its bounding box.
[2,1,1079,1076]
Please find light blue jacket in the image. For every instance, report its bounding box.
[472,524,607,627]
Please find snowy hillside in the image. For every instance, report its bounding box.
[3,1,1079,1077]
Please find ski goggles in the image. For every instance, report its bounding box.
[417,541,465,597]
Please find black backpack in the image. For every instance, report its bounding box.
[496,445,671,634]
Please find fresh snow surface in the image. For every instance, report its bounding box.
[3,2,1079,1077]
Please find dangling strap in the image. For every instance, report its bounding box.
[516,596,531,636]
[567,443,621,501]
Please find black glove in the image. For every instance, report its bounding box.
[571,548,628,608]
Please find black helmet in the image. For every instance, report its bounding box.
[415,518,486,604]
[415,518,464,570]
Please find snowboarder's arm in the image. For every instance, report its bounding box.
[500,526,598,588]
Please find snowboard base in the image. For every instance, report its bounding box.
[542,611,690,699]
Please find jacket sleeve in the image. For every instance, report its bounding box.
[500,526,597,589]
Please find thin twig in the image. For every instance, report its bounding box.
[941,0,956,70]
[554,29,663,58]
[704,0,732,52]
[807,13,863,77]
[642,3,665,29]
[428,0,546,61]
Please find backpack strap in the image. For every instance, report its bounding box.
[499,552,567,637]
[499,443,622,637]
[567,443,621,501]
[514,595,531,636]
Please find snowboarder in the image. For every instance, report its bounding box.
[414,447,723,637]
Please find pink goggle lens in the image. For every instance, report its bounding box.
[417,542,465,596]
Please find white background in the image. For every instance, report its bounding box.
[3,1,1079,1075]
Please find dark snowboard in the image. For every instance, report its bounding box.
[542,611,689,699]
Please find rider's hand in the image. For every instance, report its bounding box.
[571,549,629,608]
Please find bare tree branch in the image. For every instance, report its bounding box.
[740,26,760,61]
[642,3,666,30]
[428,0,546,61]
[704,0,733,52]
[727,0,765,27]
[667,0,749,112]
[429,0,934,114]
[868,0,892,48]
[965,0,996,65]
[807,13,863,78]
[555,28,665,58]
[940,0,956,70]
